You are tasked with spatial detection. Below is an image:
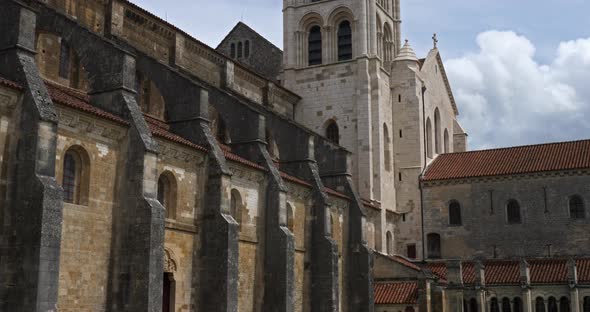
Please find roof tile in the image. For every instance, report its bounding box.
[529,259,568,284]
[423,140,590,181]
[577,259,590,283]
[374,282,418,305]
[0,77,22,90]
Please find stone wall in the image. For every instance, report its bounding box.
[390,48,464,260]
[216,22,283,82]
[422,171,590,259]
[0,1,375,311]
[54,106,126,311]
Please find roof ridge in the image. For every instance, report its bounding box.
[442,138,590,156]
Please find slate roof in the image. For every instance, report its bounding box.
[423,139,590,182]
[374,281,419,305]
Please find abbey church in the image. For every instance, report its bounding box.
[0,0,588,312]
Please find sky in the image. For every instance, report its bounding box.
[132,0,590,150]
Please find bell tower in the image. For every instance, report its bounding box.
[283,0,402,253]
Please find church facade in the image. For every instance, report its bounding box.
[0,0,588,312]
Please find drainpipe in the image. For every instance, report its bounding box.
[420,84,427,261]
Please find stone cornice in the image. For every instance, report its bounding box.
[422,169,590,188]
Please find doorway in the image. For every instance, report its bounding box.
[162,272,175,312]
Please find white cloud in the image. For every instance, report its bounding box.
[446,31,590,149]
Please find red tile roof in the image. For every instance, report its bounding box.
[485,260,520,285]
[46,81,129,125]
[2,77,352,199]
[280,172,311,187]
[577,259,590,283]
[427,260,520,285]
[362,199,381,210]
[426,262,447,280]
[462,262,476,285]
[426,259,586,285]
[423,140,590,181]
[389,255,422,272]
[529,259,568,284]
[374,282,418,305]
[0,77,22,90]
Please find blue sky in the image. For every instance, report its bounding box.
[133,0,590,149]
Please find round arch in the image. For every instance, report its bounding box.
[135,70,167,120]
[230,189,243,228]
[434,108,441,154]
[35,32,90,91]
[426,117,433,158]
[299,11,324,32]
[326,5,357,62]
[158,170,178,219]
[382,22,393,62]
[60,144,92,206]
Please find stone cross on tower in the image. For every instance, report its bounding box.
[432,33,438,48]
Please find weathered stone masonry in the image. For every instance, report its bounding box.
[0,0,376,311]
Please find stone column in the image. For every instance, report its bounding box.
[520,259,532,312]
[475,261,487,312]
[568,259,580,312]
[445,260,465,312]
[0,2,64,311]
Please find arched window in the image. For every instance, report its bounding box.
[308,26,322,66]
[569,195,585,219]
[217,117,229,144]
[383,123,392,172]
[158,172,177,219]
[244,40,250,58]
[449,201,462,226]
[444,129,450,153]
[583,297,590,312]
[464,300,469,312]
[326,120,339,144]
[386,231,393,255]
[383,24,392,62]
[63,152,78,204]
[434,108,441,154]
[135,73,166,119]
[237,41,243,58]
[426,233,441,259]
[507,200,522,224]
[230,189,242,229]
[59,40,71,79]
[287,203,294,232]
[502,298,512,312]
[559,297,570,312]
[491,298,499,312]
[514,297,523,312]
[376,16,383,59]
[230,43,236,58]
[337,21,352,61]
[470,298,478,312]
[62,147,90,205]
[548,297,557,312]
[426,117,433,158]
[536,297,546,312]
